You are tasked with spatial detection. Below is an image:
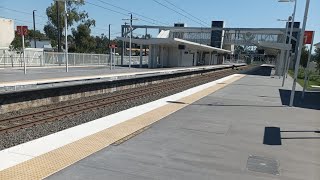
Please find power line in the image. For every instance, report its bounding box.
[152,0,207,27]
[0,6,47,19]
[162,0,209,26]
[84,1,157,25]
[0,16,47,27]
[95,0,170,26]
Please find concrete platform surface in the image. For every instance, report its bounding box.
[0,64,243,93]
[0,65,242,84]
[0,66,153,83]
[47,75,320,180]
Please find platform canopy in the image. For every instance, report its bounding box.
[117,37,231,54]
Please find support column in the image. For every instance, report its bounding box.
[275,50,285,76]
[148,45,152,68]
[179,50,183,67]
[148,45,158,69]
[140,45,143,68]
[121,25,125,66]
[193,51,197,66]
[160,46,164,68]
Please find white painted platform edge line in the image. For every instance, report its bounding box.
[0,74,241,171]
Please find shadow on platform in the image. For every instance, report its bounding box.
[279,89,320,110]
[242,66,273,76]
[229,84,280,88]
[167,101,283,108]
[263,127,282,145]
[263,127,320,146]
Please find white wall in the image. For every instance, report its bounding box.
[181,51,194,67]
[167,46,180,67]
[204,53,211,65]
[0,18,14,48]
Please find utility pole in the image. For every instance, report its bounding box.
[145,27,147,56]
[22,33,26,74]
[56,1,61,53]
[289,0,310,107]
[122,14,138,69]
[130,13,133,69]
[64,0,69,72]
[281,0,297,87]
[124,22,128,56]
[33,10,37,48]
[109,24,112,69]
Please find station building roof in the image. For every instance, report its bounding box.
[117,37,231,54]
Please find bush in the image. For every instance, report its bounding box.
[295,67,319,81]
[297,68,306,79]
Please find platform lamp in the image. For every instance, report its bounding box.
[278,0,297,87]
[54,0,78,73]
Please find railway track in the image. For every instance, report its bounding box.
[0,66,249,134]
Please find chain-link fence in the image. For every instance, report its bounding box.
[0,49,44,67]
[0,49,149,68]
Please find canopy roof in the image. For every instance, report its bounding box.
[117,37,231,54]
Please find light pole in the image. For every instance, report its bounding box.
[289,0,311,107]
[109,24,112,70]
[278,0,297,87]
[277,17,291,82]
[54,0,78,72]
[33,10,37,48]
[123,13,138,68]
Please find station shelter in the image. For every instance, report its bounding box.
[118,30,231,68]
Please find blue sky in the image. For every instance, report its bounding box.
[0,0,319,44]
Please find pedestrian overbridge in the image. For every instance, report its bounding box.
[120,24,301,74]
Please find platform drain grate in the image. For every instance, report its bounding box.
[246,155,280,176]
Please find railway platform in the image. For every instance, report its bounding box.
[0,69,319,180]
[0,64,244,93]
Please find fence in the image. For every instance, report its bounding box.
[0,49,44,67]
[0,50,149,68]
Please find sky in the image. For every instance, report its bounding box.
[0,0,319,45]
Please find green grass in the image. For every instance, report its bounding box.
[288,70,320,90]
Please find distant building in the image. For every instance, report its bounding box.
[315,42,320,48]
[0,18,15,48]
[30,40,53,51]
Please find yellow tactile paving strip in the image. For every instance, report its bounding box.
[0,74,245,180]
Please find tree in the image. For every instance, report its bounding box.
[234,46,245,54]
[44,0,89,50]
[10,31,29,51]
[28,30,47,41]
[300,45,309,68]
[10,30,48,51]
[70,20,96,53]
[141,34,152,39]
[94,34,109,54]
[314,47,320,74]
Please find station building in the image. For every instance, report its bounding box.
[118,21,301,76]
[0,18,15,49]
